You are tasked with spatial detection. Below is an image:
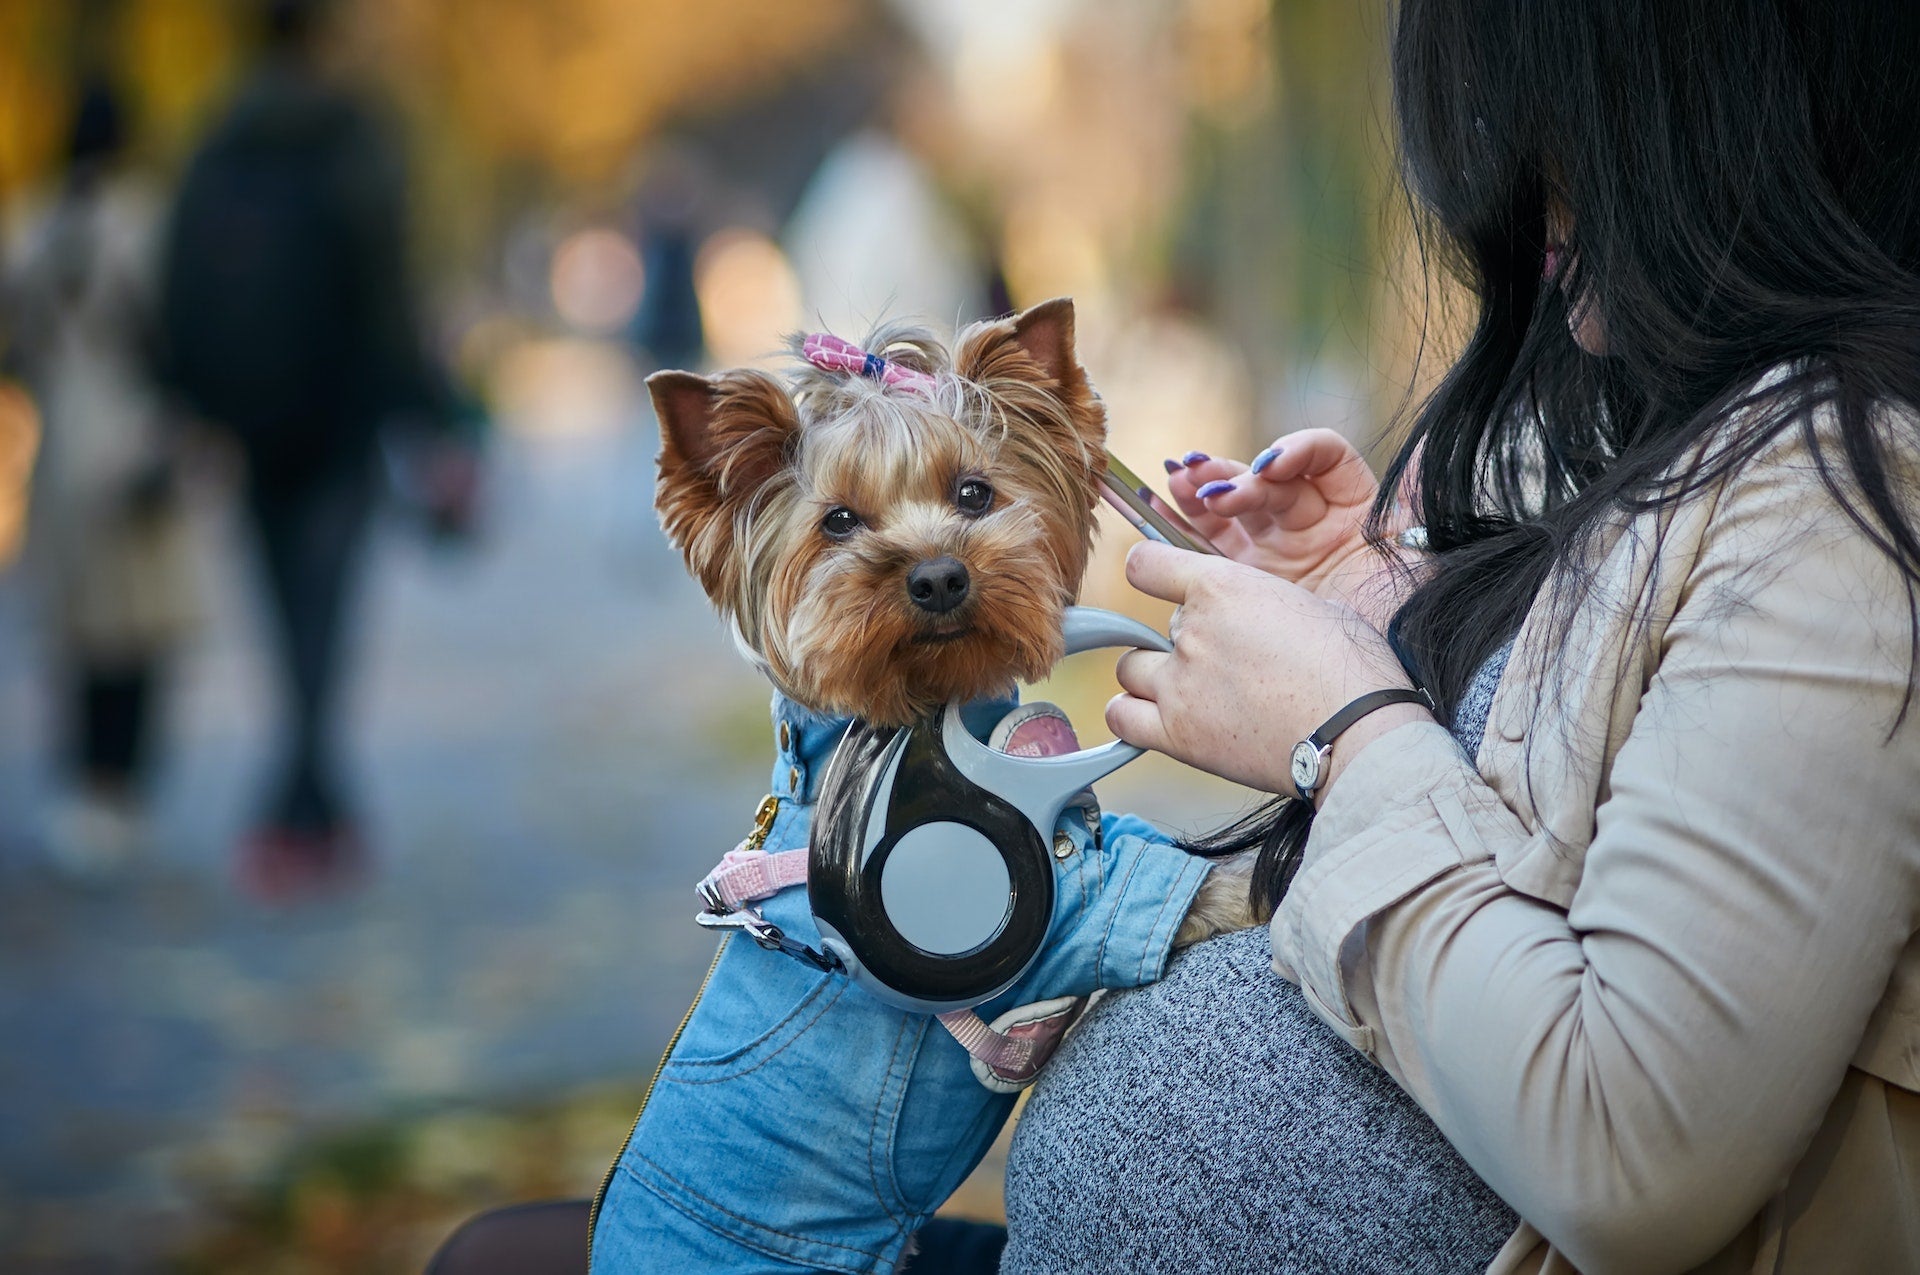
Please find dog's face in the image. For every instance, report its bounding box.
[652,298,1106,726]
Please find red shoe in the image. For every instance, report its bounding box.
[236,823,366,903]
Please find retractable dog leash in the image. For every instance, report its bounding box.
[690,445,1212,1018]
[688,434,1207,1033]
[695,606,1171,1016]
[807,605,1172,1013]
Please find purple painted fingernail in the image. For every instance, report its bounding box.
[1196,479,1235,499]
[1163,458,1181,473]
[1181,451,1210,466]
[1250,446,1282,474]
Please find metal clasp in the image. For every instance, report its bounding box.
[694,904,841,972]
[743,794,780,854]
[690,792,839,973]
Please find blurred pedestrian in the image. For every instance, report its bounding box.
[628,147,710,372]
[2,80,196,882]
[159,0,448,899]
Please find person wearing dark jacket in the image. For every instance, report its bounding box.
[160,0,444,898]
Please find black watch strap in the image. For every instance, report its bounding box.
[1308,686,1434,750]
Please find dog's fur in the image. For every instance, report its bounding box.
[652,297,1254,944]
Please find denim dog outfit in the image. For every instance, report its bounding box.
[588,694,1211,1273]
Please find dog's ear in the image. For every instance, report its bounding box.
[651,368,800,601]
[1006,296,1078,388]
[651,371,724,468]
[956,296,1105,459]
[651,369,797,495]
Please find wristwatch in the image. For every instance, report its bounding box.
[1290,686,1435,804]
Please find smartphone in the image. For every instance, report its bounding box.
[1099,451,1223,555]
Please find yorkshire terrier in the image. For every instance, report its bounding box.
[652,297,1103,727]
[588,298,1251,1273]
[650,295,1251,936]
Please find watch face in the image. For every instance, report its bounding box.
[1290,741,1320,793]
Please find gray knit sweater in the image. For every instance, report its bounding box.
[1001,644,1518,1274]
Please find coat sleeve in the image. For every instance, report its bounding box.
[1269,450,1920,1274]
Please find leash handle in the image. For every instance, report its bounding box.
[938,607,1172,830]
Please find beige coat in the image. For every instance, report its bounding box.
[5,178,196,659]
[1270,405,1920,1274]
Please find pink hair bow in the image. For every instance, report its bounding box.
[801,332,938,397]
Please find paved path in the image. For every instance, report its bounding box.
[0,415,1248,1266]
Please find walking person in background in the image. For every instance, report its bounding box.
[3,81,196,883]
[160,0,451,900]
[628,147,710,374]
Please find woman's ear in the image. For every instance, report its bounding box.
[651,368,800,601]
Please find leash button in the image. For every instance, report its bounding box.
[1053,831,1076,861]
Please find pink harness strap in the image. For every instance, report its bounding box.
[694,845,1080,1090]
[936,999,1082,1089]
[697,845,811,913]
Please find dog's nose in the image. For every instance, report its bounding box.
[906,557,970,614]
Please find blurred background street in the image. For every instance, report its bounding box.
[0,0,1421,1268]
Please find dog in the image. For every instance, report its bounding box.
[650,296,1252,939]
[652,296,1104,728]
[588,298,1252,1273]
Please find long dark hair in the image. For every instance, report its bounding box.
[1190,0,1920,913]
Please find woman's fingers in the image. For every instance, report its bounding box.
[1192,480,1281,536]
[1114,648,1169,702]
[1178,457,1282,538]
[1167,456,1246,510]
[1253,429,1378,507]
[1124,539,1219,603]
[1104,692,1169,753]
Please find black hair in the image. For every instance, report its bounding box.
[1190,0,1920,914]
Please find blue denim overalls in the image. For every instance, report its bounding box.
[588,695,1211,1273]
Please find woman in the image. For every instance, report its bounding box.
[1004,1,1920,1272]
[5,83,195,881]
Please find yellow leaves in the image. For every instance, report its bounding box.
[383,0,859,185]
[0,0,862,193]
[0,0,74,194]
[117,0,240,156]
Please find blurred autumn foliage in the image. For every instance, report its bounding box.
[0,0,860,183]
[379,0,859,183]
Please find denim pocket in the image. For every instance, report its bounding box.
[663,892,843,1074]
[659,952,844,1082]
[621,940,933,1272]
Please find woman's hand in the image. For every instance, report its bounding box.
[1107,541,1432,800]
[1163,432,1418,631]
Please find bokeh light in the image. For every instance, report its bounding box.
[488,338,641,439]
[694,229,804,367]
[0,381,41,567]
[549,228,646,334]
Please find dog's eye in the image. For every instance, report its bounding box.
[821,507,862,539]
[955,479,994,516]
